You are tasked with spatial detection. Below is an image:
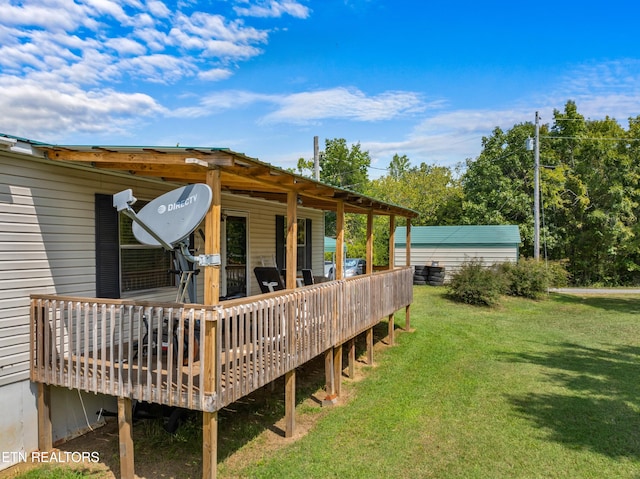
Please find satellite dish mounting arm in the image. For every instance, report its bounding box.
[113,189,174,250]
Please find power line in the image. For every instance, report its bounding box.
[541,136,640,141]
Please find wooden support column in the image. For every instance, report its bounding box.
[347,338,355,379]
[324,199,344,406]
[37,383,52,452]
[333,344,343,396]
[285,371,295,437]
[366,327,374,365]
[405,219,412,331]
[389,215,396,270]
[284,191,297,435]
[118,397,134,479]
[388,313,395,346]
[366,209,373,274]
[203,169,221,479]
[323,349,337,406]
[336,200,345,279]
[285,191,298,290]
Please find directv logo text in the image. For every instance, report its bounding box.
[157,194,197,214]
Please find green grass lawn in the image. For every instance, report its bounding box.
[227,288,640,478]
[9,287,640,478]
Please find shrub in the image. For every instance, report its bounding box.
[448,258,570,306]
[447,259,503,306]
[498,258,570,299]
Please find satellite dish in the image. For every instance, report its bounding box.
[113,183,220,267]
[132,184,212,247]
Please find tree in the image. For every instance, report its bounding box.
[368,155,462,226]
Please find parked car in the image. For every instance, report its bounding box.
[345,258,366,277]
[324,260,335,280]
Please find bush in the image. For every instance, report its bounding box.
[448,258,570,306]
[498,258,570,299]
[497,259,546,299]
[447,259,503,306]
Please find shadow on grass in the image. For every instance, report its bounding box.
[502,342,640,459]
[551,293,640,314]
[51,321,395,479]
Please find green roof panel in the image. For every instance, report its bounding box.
[395,225,521,247]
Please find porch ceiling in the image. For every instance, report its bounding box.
[41,144,418,218]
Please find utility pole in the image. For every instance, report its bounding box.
[313,136,320,181]
[533,111,541,261]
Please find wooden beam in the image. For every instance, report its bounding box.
[46,148,236,165]
[366,327,374,365]
[117,397,135,479]
[37,383,52,452]
[203,169,221,479]
[388,313,395,346]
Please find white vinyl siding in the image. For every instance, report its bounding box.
[1,152,325,385]
[221,194,324,296]
[395,246,518,281]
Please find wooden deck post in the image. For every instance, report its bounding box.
[347,338,355,378]
[389,215,396,270]
[285,370,295,437]
[336,200,344,279]
[388,313,395,346]
[284,191,297,435]
[203,169,221,479]
[366,209,373,275]
[37,383,52,452]
[323,348,337,406]
[405,219,412,331]
[333,344,343,396]
[366,327,374,365]
[117,397,135,479]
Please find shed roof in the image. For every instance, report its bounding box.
[0,134,418,218]
[395,225,521,247]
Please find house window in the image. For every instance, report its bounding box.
[95,193,173,298]
[276,216,312,270]
[119,200,174,292]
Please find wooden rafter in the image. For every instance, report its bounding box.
[40,145,418,218]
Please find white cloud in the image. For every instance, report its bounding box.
[105,37,147,56]
[168,87,428,123]
[198,68,235,81]
[262,87,427,124]
[233,1,311,19]
[0,78,165,138]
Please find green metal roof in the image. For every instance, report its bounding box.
[395,225,521,247]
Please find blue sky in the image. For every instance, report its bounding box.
[1,0,639,176]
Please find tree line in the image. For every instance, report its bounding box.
[298,101,640,286]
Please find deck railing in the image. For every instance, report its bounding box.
[30,267,412,412]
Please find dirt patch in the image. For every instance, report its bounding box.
[1,325,395,479]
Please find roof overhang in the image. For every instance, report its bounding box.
[38,143,418,218]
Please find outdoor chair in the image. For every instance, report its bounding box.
[302,269,314,286]
[254,266,286,293]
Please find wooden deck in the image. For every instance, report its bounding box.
[30,267,413,413]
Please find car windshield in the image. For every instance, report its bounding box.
[345,259,358,268]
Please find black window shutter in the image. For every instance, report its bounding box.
[275,215,285,270]
[305,218,312,269]
[95,194,120,298]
